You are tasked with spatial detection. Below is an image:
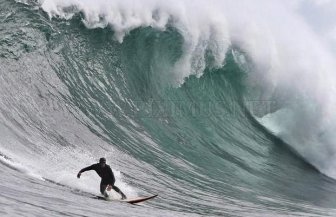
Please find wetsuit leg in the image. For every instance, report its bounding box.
[112,185,127,199]
[100,182,108,197]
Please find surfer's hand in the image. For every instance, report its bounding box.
[106,185,112,191]
[77,172,81,178]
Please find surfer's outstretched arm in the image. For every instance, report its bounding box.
[77,164,95,178]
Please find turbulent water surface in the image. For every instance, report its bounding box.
[2,0,336,216]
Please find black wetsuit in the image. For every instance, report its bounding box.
[79,163,121,195]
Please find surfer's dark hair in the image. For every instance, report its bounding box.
[99,157,106,163]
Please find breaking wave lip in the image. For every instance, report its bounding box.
[39,0,231,84]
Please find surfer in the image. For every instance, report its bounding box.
[77,157,127,199]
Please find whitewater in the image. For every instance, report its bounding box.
[2,0,336,216]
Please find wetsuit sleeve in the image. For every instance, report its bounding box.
[79,164,96,173]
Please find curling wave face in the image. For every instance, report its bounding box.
[39,0,336,177]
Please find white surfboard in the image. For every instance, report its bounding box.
[95,194,158,204]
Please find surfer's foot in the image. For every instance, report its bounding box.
[103,191,109,198]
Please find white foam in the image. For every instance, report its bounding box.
[0,155,45,180]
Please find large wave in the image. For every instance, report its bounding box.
[38,0,336,177]
[2,0,336,216]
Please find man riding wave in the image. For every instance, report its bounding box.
[77,157,127,199]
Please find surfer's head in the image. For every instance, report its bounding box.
[99,157,106,167]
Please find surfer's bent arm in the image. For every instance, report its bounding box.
[77,164,95,178]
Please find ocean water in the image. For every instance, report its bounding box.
[2,0,336,216]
